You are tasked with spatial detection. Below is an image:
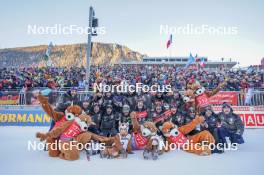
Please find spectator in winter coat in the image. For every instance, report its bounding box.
[132,98,150,125]
[80,96,91,114]
[88,103,102,134]
[151,104,172,129]
[225,79,240,91]
[216,103,245,145]
[184,107,201,136]
[201,106,220,142]
[100,104,118,137]
[170,103,185,127]
[55,87,79,112]
[119,104,133,132]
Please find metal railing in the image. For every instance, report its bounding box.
[1,89,264,106]
[237,90,264,106]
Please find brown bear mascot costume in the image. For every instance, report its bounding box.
[160,117,215,155]
[184,80,227,114]
[36,94,110,160]
[100,122,132,159]
[101,112,165,160]
[130,112,164,160]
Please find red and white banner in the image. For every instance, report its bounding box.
[212,106,264,128]
[209,92,238,105]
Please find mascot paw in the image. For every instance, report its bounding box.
[101,137,113,144]
[36,132,47,141]
[196,116,205,124]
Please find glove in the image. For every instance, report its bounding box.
[235,130,242,135]
[202,122,209,128]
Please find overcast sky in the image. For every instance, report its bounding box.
[0,0,263,66]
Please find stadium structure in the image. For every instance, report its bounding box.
[119,56,237,69]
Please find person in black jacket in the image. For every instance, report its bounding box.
[91,91,104,107]
[88,103,102,134]
[55,87,79,112]
[217,103,245,144]
[124,90,136,111]
[151,104,171,129]
[184,107,201,136]
[80,96,91,114]
[225,78,240,91]
[201,106,220,142]
[102,92,113,107]
[133,98,150,125]
[119,104,133,132]
[170,103,185,127]
[100,104,118,137]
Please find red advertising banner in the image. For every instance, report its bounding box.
[209,91,238,105]
[212,106,264,128]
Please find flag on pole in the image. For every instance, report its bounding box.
[200,57,206,68]
[185,53,195,68]
[194,54,198,70]
[194,54,198,61]
[166,34,173,49]
[44,42,53,61]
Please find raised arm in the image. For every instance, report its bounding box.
[206,81,227,97]
[38,94,64,121]
[179,116,204,135]
[130,112,140,132]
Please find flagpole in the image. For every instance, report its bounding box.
[86,6,94,91]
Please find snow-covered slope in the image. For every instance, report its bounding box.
[0,127,263,175]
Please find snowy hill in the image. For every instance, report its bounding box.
[0,43,144,67]
[0,127,263,175]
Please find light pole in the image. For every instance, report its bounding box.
[85,6,98,91]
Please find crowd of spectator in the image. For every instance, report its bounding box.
[0,65,263,91]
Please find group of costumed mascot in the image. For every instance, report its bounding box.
[36,80,228,161]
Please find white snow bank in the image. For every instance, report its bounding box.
[0,127,263,175]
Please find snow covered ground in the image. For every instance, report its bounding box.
[0,126,263,175]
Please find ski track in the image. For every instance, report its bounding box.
[0,126,263,175]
